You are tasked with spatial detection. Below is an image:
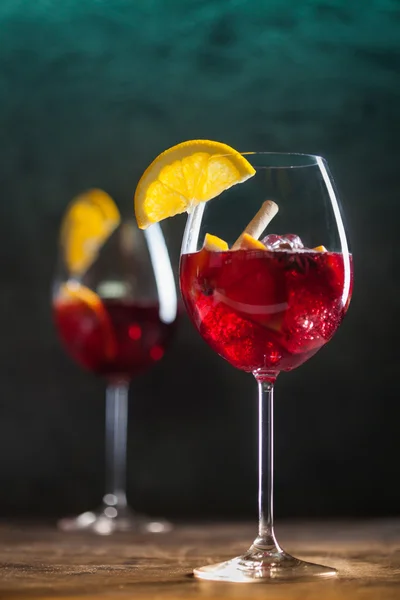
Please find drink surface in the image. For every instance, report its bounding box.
[180,248,352,377]
[54,298,174,380]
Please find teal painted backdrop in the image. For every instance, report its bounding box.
[0,1,398,518]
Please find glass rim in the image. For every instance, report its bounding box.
[239,151,326,169]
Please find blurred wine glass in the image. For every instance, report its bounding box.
[52,190,177,534]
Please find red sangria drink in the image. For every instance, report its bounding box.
[181,246,352,382]
[54,292,175,381]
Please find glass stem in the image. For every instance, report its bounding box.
[255,380,281,550]
[105,382,129,509]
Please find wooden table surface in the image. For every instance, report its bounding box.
[0,520,399,599]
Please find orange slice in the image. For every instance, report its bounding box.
[55,282,117,359]
[237,233,267,251]
[60,189,120,276]
[134,140,256,229]
[313,245,327,252]
[204,233,229,251]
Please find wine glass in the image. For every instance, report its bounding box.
[53,191,177,534]
[180,153,353,581]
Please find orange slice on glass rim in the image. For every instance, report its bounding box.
[55,281,117,360]
[134,140,255,229]
[60,189,120,277]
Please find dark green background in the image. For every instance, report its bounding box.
[0,0,398,520]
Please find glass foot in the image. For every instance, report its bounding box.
[194,546,337,582]
[58,500,172,535]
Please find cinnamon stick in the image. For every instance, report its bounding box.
[232,200,279,249]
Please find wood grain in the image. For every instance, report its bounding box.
[0,520,399,599]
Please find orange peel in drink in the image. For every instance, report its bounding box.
[55,281,117,360]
